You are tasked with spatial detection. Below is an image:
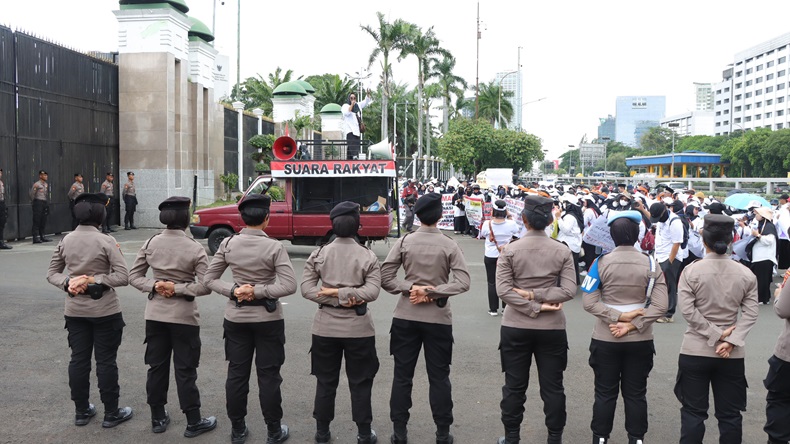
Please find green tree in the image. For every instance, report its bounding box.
[227,67,294,116]
[361,12,412,141]
[359,82,418,153]
[427,53,468,134]
[639,126,677,155]
[475,81,513,127]
[401,25,449,157]
[722,128,772,176]
[304,73,356,112]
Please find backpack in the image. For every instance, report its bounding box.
[640,227,655,251]
[670,214,690,250]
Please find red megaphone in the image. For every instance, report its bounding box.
[272,136,297,160]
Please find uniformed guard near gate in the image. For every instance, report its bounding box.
[46,192,133,429]
[129,196,217,438]
[68,173,85,231]
[100,172,115,233]
[203,193,295,444]
[380,192,471,444]
[30,169,51,243]
[582,210,668,444]
[0,168,11,249]
[674,214,759,444]
[122,171,138,230]
[301,201,381,444]
[495,194,577,444]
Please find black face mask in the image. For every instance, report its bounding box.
[659,208,669,223]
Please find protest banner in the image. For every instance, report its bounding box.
[582,213,615,252]
[399,193,455,230]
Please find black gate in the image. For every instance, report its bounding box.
[224,106,274,188]
[0,27,119,239]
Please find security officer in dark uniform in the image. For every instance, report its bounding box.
[129,196,217,438]
[381,193,471,444]
[0,168,11,249]
[204,194,295,444]
[30,169,51,243]
[46,192,133,428]
[301,201,381,444]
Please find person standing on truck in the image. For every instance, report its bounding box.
[301,201,381,444]
[203,194,295,444]
[380,192,471,444]
[342,90,373,160]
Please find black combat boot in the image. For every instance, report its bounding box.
[627,435,643,444]
[0,241,12,249]
[265,421,289,444]
[231,419,249,444]
[546,429,562,444]
[593,436,608,444]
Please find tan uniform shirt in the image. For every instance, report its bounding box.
[496,230,577,330]
[100,180,113,197]
[68,182,85,201]
[773,282,790,362]
[678,253,759,359]
[380,226,470,325]
[122,181,135,197]
[301,237,381,338]
[46,225,129,318]
[203,228,296,324]
[129,229,210,326]
[583,246,668,342]
[30,179,48,201]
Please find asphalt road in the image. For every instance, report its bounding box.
[0,228,784,444]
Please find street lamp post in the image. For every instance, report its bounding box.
[667,122,679,178]
[412,152,418,180]
[497,70,518,129]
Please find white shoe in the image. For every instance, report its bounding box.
[488,311,499,317]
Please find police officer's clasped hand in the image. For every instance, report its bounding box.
[539,302,563,312]
[233,284,255,302]
[608,322,636,338]
[317,287,340,298]
[409,285,435,304]
[618,308,645,322]
[155,281,176,298]
[68,275,90,295]
[340,296,365,307]
[514,288,535,300]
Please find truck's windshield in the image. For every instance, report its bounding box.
[246,178,285,201]
[294,177,391,213]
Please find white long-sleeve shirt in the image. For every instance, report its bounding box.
[341,96,372,137]
[556,213,582,253]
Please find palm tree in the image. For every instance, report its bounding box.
[308,74,356,112]
[361,12,412,142]
[477,81,513,128]
[401,26,449,157]
[428,54,468,134]
[423,83,442,158]
[227,67,293,116]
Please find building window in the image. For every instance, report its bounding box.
[735,106,742,112]
[781,56,787,63]
[716,111,721,116]
[716,122,721,127]
[724,98,730,103]
[716,89,721,94]
[724,120,729,125]
[736,71,743,77]
[768,99,774,105]
[777,123,784,129]
[779,96,786,103]
[724,109,730,114]
[746,80,753,86]
[766,112,772,118]
[768,60,775,68]
[745,92,752,98]
[767,86,774,93]
[778,110,784,116]
[779,83,786,90]
[735,117,742,123]
[746,104,752,110]
[756,89,763,96]
[747,68,753,74]
[716,100,722,105]
[735,94,742,100]
[745,116,752,122]
[736,82,742,89]
[757,101,762,108]
[756,114,762,120]
[757,64,764,71]
[756,77,763,84]
[725,87,730,92]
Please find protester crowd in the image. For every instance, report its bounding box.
[43,178,790,444]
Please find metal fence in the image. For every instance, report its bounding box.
[0,26,119,240]
[224,107,275,188]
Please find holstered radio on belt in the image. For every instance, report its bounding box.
[232,296,277,313]
[319,303,368,316]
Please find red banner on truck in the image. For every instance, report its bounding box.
[271,160,397,178]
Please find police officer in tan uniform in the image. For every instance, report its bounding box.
[675,214,759,444]
[766,280,790,444]
[122,172,138,230]
[100,172,115,233]
[68,173,85,231]
[495,195,577,444]
[0,168,10,249]
[203,194,295,444]
[381,192,471,444]
[301,201,381,444]
[581,210,668,444]
[30,169,51,243]
[46,192,133,428]
[129,196,217,438]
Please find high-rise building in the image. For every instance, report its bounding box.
[661,111,715,136]
[597,115,616,141]
[615,96,666,147]
[694,82,714,111]
[494,71,522,130]
[713,32,790,135]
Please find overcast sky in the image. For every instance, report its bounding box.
[5,0,790,160]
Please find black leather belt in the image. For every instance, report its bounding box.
[319,303,368,316]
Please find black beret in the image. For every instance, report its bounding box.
[524,195,553,216]
[704,214,734,233]
[781,194,789,200]
[106,172,113,176]
[413,192,443,216]
[330,201,360,220]
[75,192,108,205]
[127,171,134,176]
[494,199,507,210]
[38,170,47,175]
[238,193,271,211]
[158,196,191,210]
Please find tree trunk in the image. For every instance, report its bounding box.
[417,60,423,159]
[442,94,449,134]
[381,55,389,143]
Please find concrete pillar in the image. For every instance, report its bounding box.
[658,165,663,177]
[708,165,713,178]
[767,181,773,193]
[232,101,244,191]
[682,164,687,178]
[709,180,715,193]
[696,166,701,178]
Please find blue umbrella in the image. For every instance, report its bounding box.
[724,193,771,210]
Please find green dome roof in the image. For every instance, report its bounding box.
[188,17,214,42]
[272,81,307,96]
[119,0,189,14]
[320,103,342,114]
[294,79,315,94]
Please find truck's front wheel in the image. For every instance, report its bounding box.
[207,227,233,255]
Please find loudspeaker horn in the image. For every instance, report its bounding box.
[367,137,393,160]
[272,136,297,160]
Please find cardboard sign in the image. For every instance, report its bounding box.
[271,160,396,178]
[399,193,455,231]
[582,213,615,252]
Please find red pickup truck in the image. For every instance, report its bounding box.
[190,159,396,254]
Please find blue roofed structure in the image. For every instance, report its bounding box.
[625,150,729,178]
